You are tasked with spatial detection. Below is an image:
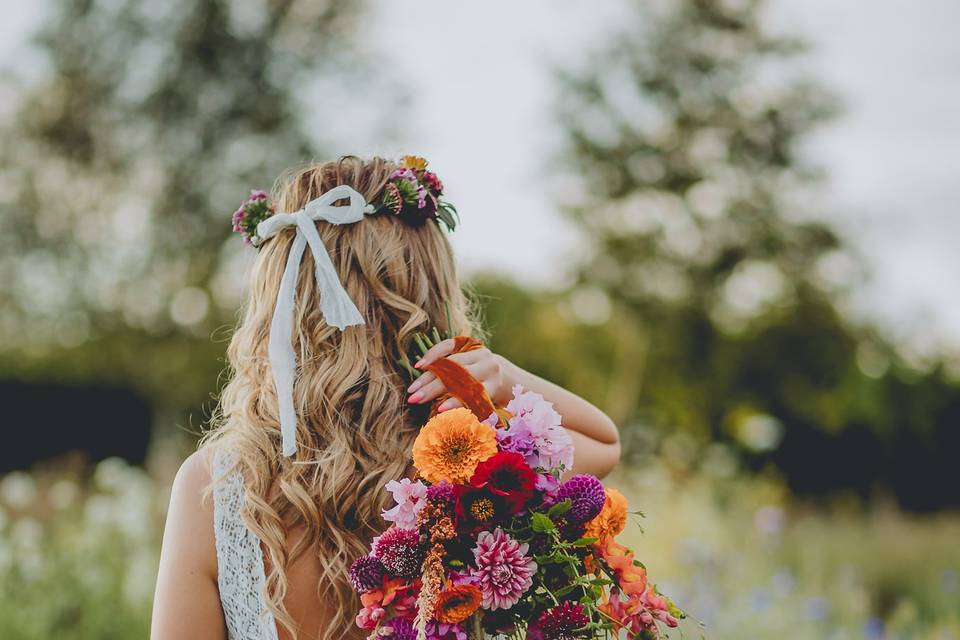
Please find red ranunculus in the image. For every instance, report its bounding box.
[469,451,536,514]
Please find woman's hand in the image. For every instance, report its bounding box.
[405,338,509,411]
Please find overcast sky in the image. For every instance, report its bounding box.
[2,1,959,356]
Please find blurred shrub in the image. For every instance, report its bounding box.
[0,459,163,638]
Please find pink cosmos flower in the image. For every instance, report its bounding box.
[506,385,574,470]
[382,478,428,530]
[472,527,537,610]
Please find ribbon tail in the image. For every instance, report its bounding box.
[296,211,366,331]
[269,231,308,457]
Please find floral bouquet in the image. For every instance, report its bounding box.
[351,335,684,639]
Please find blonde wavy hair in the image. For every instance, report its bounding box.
[201,156,483,639]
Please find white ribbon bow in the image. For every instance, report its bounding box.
[255,184,375,457]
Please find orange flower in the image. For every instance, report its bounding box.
[434,584,483,624]
[584,487,628,544]
[599,539,647,595]
[401,155,429,171]
[412,407,497,483]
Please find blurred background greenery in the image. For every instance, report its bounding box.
[1,0,958,638]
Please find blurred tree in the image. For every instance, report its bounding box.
[555,0,844,436]
[0,0,396,453]
[545,0,960,508]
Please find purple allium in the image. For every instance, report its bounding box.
[555,474,605,523]
[371,526,423,579]
[533,601,589,639]
[383,617,417,640]
[348,555,384,593]
[472,527,537,610]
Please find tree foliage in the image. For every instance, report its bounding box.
[0,0,379,348]
[536,0,960,508]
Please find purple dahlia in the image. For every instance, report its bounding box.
[348,555,384,593]
[554,474,605,523]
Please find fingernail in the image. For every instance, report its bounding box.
[408,393,421,403]
[406,381,418,393]
[414,360,423,369]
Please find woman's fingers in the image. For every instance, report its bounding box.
[408,357,499,405]
[436,397,463,412]
[406,371,435,394]
[414,338,457,369]
[409,375,448,404]
[407,349,484,396]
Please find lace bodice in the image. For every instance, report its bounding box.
[213,451,279,640]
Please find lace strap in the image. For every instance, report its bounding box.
[212,450,279,640]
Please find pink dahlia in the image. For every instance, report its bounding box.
[371,526,423,579]
[472,527,537,610]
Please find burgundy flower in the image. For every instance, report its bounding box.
[469,451,537,514]
[422,170,444,194]
[454,484,505,528]
[371,526,423,579]
[533,601,589,639]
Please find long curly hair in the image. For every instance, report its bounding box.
[201,156,483,638]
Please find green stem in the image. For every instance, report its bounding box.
[413,333,430,357]
[444,302,454,338]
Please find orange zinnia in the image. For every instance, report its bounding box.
[412,407,497,483]
[434,584,483,624]
[584,487,629,544]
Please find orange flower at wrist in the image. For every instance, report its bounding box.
[412,407,497,484]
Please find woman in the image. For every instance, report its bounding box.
[150,156,621,640]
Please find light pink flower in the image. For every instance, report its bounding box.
[382,478,428,530]
[472,527,537,610]
[506,384,574,471]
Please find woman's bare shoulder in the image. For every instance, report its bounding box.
[152,448,226,638]
[164,448,219,576]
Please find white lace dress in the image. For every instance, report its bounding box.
[213,451,279,640]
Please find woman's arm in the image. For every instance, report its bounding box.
[151,450,227,640]
[407,341,622,478]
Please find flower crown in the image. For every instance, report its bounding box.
[231,156,458,246]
